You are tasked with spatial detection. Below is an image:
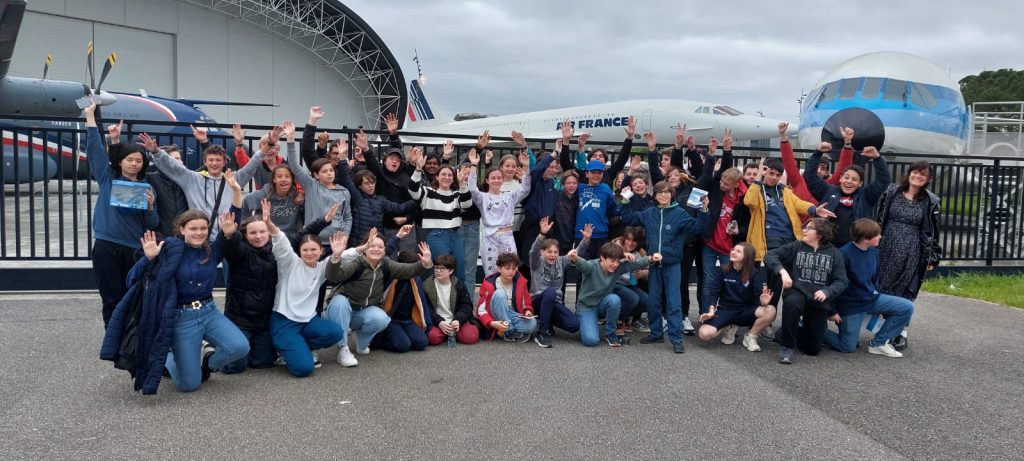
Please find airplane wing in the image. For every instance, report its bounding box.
[0,0,28,80]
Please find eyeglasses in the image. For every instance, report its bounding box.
[802,224,816,231]
[433,267,452,272]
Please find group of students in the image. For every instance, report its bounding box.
[94,102,941,394]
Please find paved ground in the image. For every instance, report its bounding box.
[1,290,1022,460]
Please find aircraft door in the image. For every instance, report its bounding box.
[641,109,653,136]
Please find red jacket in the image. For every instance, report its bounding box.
[476,272,532,331]
[780,141,852,203]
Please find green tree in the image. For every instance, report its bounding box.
[960,69,1024,132]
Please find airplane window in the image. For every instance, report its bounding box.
[838,78,860,99]
[861,78,882,99]
[819,81,840,102]
[702,106,711,114]
[909,83,937,109]
[883,79,906,100]
[694,107,703,114]
[803,87,824,110]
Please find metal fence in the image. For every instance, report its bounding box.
[2,117,1022,265]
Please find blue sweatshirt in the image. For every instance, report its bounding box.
[620,202,709,265]
[709,266,766,309]
[575,181,618,239]
[836,242,881,316]
[87,128,159,248]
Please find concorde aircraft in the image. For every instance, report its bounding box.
[401,79,785,146]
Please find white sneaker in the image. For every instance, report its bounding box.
[355,346,371,355]
[311,350,321,369]
[720,325,738,345]
[683,317,695,335]
[742,334,761,352]
[868,342,903,358]
[336,346,358,367]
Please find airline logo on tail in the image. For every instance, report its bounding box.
[408,80,435,123]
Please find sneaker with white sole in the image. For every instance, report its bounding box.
[682,317,695,336]
[336,346,358,367]
[868,342,903,358]
[311,351,322,369]
[631,319,651,333]
[742,334,761,352]
[720,325,738,345]
[355,346,371,355]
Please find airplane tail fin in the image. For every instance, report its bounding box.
[406,79,445,126]
[0,0,28,79]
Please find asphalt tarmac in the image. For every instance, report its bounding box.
[1,290,1021,460]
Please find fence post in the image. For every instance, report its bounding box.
[984,159,1001,266]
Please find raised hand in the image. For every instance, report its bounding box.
[629,154,642,174]
[582,223,595,240]
[338,139,350,160]
[686,135,696,150]
[190,124,208,143]
[324,202,339,222]
[385,113,399,135]
[675,123,687,148]
[137,133,157,153]
[232,123,246,144]
[539,216,553,235]
[778,122,789,138]
[107,119,124,143]
[577,132,590,151]
[467,148,480,166]
[261,198,272,220]
[708,137,719,155]
[511,130,527,147]
[418,241,433,266]
[818,141,832,152]
[223,168,239,190]
[396,224,413,239]
[409,146,425,169]
[476,130,491,148]
[484,149,494,165]
[624,115,637,138]
[457,164,471,184]
[268,125,284,144]
[644,131,657,151]
[514,167,526,181]
[330,232,347,255]
[282,120,296,142]
[760,287,773,306]
[559,118,574,141]
[317,131,330,149]
[219,210,237,236]
[442,139,455,160]
[714,158,722,173]
[841,126,854,144]
[861,146,880,159]
[518,149,530,168]
[723,128,733,151]
[355,129,369,152]
[140,230,164,260]
[309,106,325,124]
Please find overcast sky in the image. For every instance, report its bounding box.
[345,0,1023,122]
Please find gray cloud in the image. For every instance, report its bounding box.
[346,0,1024,122]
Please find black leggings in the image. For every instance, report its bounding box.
[680,241,705,316]
[92,239,140,329]
[778,290,829,355]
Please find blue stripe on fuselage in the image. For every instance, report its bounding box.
[801,106,968,140]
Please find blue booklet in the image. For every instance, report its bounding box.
[110,180,150,210]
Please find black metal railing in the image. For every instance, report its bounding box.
[2,116,1022,264]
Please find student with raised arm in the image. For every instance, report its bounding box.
[569,242,657,347]
[620,181,710,353]
[83,103,159,328]
[284,120,352,247]
[335,138,417,245]
[108,121,184,240]
[803,143,890,247]
[352,114,421,253]
[241,163,305,246]
[697,129,747,311]
[324,234,433,366]
[408,146,472,276]
[142,123,266,240]
[778,122,855,203]
[467,148,532,277]
[698,242,776,352]
[529,218,591,348]
[764,218,849,364]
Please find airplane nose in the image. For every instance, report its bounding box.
[821,107,884,151]
[95,90,117,106]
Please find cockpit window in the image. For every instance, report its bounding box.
[838,78,860,99]
[909,83,937,109]
[819,81,840,103]
[713,105,743,116]
[861,78,882,99]
[883,79,906,101]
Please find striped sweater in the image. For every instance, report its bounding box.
[408,170,472,229]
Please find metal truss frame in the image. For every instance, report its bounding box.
[181,0,407,128]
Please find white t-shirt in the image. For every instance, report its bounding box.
[434,279,453,322]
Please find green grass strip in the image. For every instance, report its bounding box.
[922,273,1024,308]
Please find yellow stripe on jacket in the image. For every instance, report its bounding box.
[742,182,815,261]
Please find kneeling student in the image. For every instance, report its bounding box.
[424,254,480,346]
[823,218,913,357]
[477,253,536,342]
[528,218,592,348]
[569,242,657,347]
[698,242,776,352]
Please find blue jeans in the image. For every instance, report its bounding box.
[426,228,465,281]
[577,293,621,347]
[489,290,538,336]
[701,246,730,309]
[824,294,915,352]
[220,327,276,374]
[459,221,481,297]
[378,319,429,353]
[164,301,250,393]
[325,296,392,351]
[269,312,344,377]
[614,284,648,322]
[648,262,684,343]
[532,288,580,333]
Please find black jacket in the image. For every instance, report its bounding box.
[424,276,474,326]
[146,170,188,238]
[223,233,277,332]
[696,148,746,243]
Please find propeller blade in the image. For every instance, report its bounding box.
[42,53,51,80]
[96,52,116,90]
[86,41,95,88]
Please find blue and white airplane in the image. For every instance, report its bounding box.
[402,79,784,146]
[798,51,970,156]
